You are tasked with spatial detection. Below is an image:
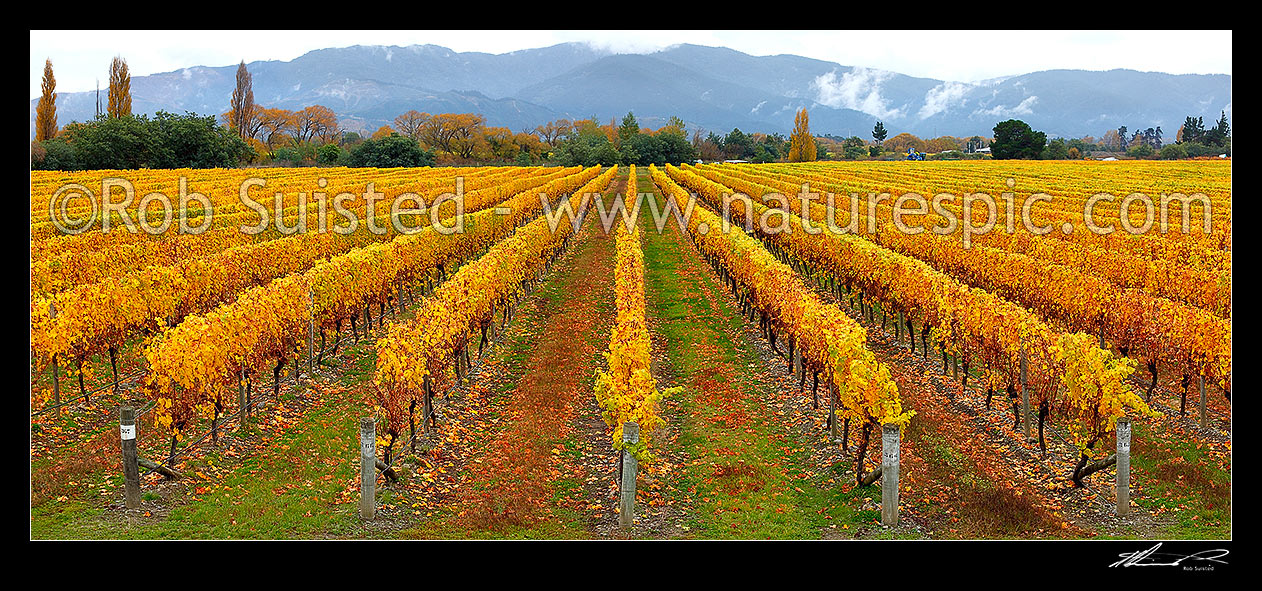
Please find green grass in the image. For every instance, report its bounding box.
[31,297,434,539]
[637,174,880,539]
[32,384,374,539]
[404,507,590,540]
[1112,420,1231,539]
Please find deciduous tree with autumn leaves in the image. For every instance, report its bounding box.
[228,61,254,140]
[107,56,131,118]
[35,59,58,142]
[787,108,816,162]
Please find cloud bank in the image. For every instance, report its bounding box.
[918,81,972,119]
[811,67,904,119]
[975,95,1039,118]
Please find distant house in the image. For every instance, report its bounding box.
[723,159,749,164]
[1100,157,1118,161]
[974,147,991,154]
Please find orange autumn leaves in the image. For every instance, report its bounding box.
[372,167,618,439]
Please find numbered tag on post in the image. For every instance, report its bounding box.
[120,424,136,440]
[883,443,899,465]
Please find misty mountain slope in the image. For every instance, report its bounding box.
[255,42,609,99]
[517,53,881,135]
[651,43,841,98]
[319,85,562,132]
[30,43,1231,140]
[518,53,793,130]
[966,69,1232,138]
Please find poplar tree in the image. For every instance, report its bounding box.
[788,108,816,162]
[35,59,58,141]
[108,56,131,118]
[229,61,254,139]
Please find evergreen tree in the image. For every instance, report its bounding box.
[991,119,1046,160]
[1214,111,1230,137]
[1204,111,1230,147]
[872,121,887,148]
[617,112,639,147]
[1178,116,1205,144]
[723,128,754,160]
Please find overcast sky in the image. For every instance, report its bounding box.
[30,30,1233,99]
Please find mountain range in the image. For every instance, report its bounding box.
[30,42,1232,142]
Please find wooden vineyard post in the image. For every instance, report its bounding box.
[120,407,140,509]
[51,355,61,406]
[829,383,840,441]
[423,375,434,434]
[793,339,802,389]
[1116,417,1131,516]
[1020,349,1031,440]
[619,422,640,530]
[360,417,376,520]
[881,424,900,527]
[896,310,903,346]
[1199,375,1208,430]
[49,301,60,405]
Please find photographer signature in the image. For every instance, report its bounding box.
[1110,543,1229,568]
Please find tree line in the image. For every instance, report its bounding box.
[30,58,702,170]
[32,58,254,170]
[989,114,1230,161]
[29,57,1230,170]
